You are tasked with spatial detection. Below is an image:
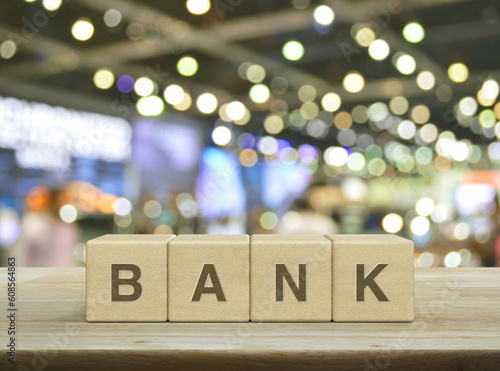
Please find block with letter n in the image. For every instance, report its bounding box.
[250,234,332,322]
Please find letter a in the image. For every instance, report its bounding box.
[192,264,226,302]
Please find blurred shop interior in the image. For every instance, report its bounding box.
[1,0,500,268]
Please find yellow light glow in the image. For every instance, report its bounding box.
[321,92,341,112]
[186,0,211,15]
[390,96,409,115]
[343,72,364,93]
[402,22,425,43]
[477,89,495,107]
[416,197,434,216]
[173,92,192,111]
[164,84,184,105]
[282,40,304,61]
[396,54,416,75]
[355,27,375,47]
[227,101,246,121]
[212,126,232,146]
[298,84,317,102]
[177,56,198,76]
[416,71,435,90]
[448,63,468,83]
[43,0,62,11]
[134,77,155,97]
[0,41,16,59]
[368,39,390,61]
[314,5,335,26]
[249,84,270,104]
[196,93,218,114]
[246,64,266,83]
[260,211,279,230]
[382,213,404,233]
[136,96,164,116]
[93,68,115,90]
[264,115,284,134]
[411,216,430,236]
[71,19,94,41]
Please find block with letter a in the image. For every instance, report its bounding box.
[86,234,174,322]
[325,234,414,322]
[168,234,250,322]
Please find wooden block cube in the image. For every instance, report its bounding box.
[325,234,414,322]
[168,234,249,322]
[250,234,332,322]
[86,234,174,322]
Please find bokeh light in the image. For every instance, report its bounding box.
[135,77,155,97]
[136,96,164,116]
[0,41,17,59]
[164,84,184,105]
[177,56,199,76]
[104,9,122,27]
[402,22,425,43]
[117,75,134,93]
[196,93,218,114]
[411,216,430,236]
[260,211,279,230]
[395,54,416,75]
[186,0,211,15]
[249,84,271,104]
[382,213,404,233]
[448,63,468,83]
[355,27,375,47]
[314,5,334,26]
[59,205,77,223]
[368,39,390,60]
[282,40,304,61]
[212,126,232,146]
[93,68,115,90]
[417,71,435,90]
[72,19,94,41]
[343,72,365,93]
[227,101,246,121]
[43,0,62,11]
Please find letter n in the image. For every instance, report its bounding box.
[276,264,306,302]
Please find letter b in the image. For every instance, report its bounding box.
[111,264,142,301]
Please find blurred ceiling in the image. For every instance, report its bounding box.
[0,0,499,148]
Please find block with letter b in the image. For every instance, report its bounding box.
[250,234,332,322]
[168,234,249,322]
[325,234,414,322]
[86,234,175,322]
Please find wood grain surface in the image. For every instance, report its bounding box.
[1,268,499,370]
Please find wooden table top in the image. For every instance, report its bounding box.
[2,267,499,370]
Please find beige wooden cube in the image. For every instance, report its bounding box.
[86,234,174,322]
[168,234,249,322]
[325,234,414,322]
[250,234,332,322]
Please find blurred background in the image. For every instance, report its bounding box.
[0,0,499,268]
